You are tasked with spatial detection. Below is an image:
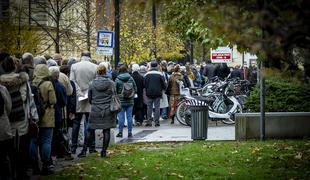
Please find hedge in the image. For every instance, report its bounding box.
[245,79,310,112]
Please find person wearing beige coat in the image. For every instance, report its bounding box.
[32,64,57,174]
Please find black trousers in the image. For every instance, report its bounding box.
[84,128,110,153]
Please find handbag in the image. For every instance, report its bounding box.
[110,86,121,113]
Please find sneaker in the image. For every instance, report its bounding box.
[116,132,123,138]
[135,122,141,126]
[128,132,133,138]
[145,123,152,127]
[77,150,86,158]
[155,123,160,127]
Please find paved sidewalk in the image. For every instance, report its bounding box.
[107,119,235,145]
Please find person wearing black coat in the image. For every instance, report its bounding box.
[131,64,145,126]
[231,65,243,79]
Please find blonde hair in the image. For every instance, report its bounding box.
[96,65,106,75]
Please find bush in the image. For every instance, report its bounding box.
[246,79,310,112]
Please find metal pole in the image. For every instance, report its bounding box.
[259,61,265,141]
[259,0,266,141]
[114,0,120,68]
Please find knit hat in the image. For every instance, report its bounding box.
[150,61,158,68]
[132,64,140,72]
[47,59,57,67]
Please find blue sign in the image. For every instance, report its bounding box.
[97,31,114,48]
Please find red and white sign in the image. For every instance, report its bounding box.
[210,47,232,63]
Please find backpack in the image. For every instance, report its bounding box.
[121,80,135,98]
[31,81,46,121]
[9,89,25,122]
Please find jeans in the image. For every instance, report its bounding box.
[71,113,95,150]
[38,128,53,164]
[160,107,168,119]
[146,97,161,124]
[118,105,133,133]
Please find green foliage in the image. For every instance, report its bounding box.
[246,79,310,112]
[48,140,310,179]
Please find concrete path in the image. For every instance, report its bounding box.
[105,119,235,145]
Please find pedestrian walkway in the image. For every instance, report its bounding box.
[109,119,235,144]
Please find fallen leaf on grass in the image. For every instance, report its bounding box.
[168,172,184,179]
[155,162,161,169]
[257,157,263,161]
[294,152,302,160]
[231,150,238,154]
[251,147,261,154]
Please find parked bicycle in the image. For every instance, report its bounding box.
[176,78,244,126]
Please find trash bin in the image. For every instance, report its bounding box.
[188,97,209,140]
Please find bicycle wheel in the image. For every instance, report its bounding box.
[176,100,190,126]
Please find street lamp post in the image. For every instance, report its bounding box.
[114,0,120,68]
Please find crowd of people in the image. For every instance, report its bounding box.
[0,50,257,179]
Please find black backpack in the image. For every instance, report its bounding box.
[31,81,46,121]
[121,81,135,98]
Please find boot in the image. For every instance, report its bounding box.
[100,151,107,157]
[170,115,175,124]
[77,149,87,158]
[41,164,54,176]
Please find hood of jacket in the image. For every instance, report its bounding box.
[0,72,28,92]
[172,72,183,79]
[92,76,110,92]
[117,72,131,82]
[32,64,50,86]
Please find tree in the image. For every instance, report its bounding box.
[119,0,183,64]
[0,1,40,57]
[134,0,310,72]
[30,0,78,53]
[75,0,96,52]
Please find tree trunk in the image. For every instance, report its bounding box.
[202,45,206,62]
[55,20,60,53]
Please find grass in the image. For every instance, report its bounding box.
[47,140,310,179]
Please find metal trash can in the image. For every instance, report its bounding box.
[188,97,209,140]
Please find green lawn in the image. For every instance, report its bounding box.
[47,140,310,179]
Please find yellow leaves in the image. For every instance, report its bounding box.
[120,0,183,63]
[251,147,261,154]
[168,172,184,179]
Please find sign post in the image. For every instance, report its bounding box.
[210,47,232,63]
[96,31,114,56]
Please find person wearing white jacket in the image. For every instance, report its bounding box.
[69,51,97,155]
